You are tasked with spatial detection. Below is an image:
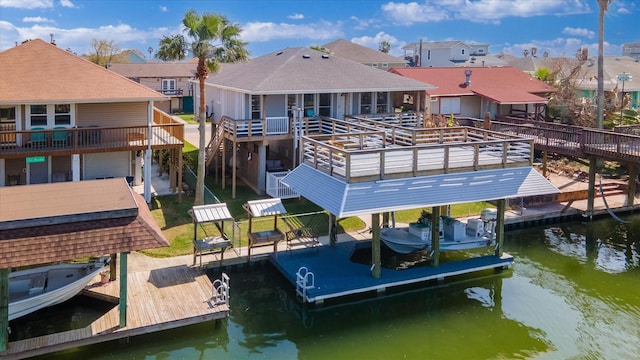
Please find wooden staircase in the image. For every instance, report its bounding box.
[205,118,227,167]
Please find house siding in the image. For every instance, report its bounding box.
[76,102,148,127]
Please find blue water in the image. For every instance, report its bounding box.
[31,214,640,359]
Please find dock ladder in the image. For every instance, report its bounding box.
[212,272,230,305]
[295,267,315,301]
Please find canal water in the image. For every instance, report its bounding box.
[29,214,640,359]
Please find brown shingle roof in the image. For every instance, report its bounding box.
[0,179,169,268]
[0,39,168,104]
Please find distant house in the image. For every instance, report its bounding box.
[0,39,184,200]
[390,66,555,120]
[402,40,508,67]
[321,39,407,70]
[573,56,640,110]
[622,41,640,61]
[121,48,148,64]
[109,61,196,113]
[196,47,434,195]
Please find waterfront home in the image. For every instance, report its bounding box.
[195,47,435,197]
[109,61,197,113]
[321,38,408,70]
[401,40,508,67]
[390,66,555,121]
[0,39,185,201]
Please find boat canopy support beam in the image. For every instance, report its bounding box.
[119,252,129,328]
[495,199,506,257]
[0,268,7,352]
[371,213,381,279]
[431,206,441,267]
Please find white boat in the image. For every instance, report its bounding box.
[8,259,107,321]
[380,209,497,254]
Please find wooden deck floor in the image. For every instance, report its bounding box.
[2,265,228,359]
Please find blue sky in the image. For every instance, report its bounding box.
[0,0,638,59]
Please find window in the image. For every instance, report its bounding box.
[360,93,372,114]
[30,105,47,127]
[161,79,176,93]
[303,93,315,117]
[461,49,465,55]
[318,93,331,116]
[439,97,461,115]
[381,63,388,68]
[376,92,388,113]
[55,104,71,125]
[372,63,378,68]
[28,104,73,127]
[251,95,261,120]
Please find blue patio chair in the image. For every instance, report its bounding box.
[52,126,68,147]
[30,127,46,148]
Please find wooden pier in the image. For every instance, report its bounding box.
[1,265,228,359]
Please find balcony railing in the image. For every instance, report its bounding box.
[157,89,184,96]
[0,124,183,159]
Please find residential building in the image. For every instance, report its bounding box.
[622,41,640,61]
[109,61,196,114]
[574,55,640,110]
[195,47,435,196]
[402,40,508,67]
[390,66,555,120]
[321,39,407,70]
[0,39,184,201]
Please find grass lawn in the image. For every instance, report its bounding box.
[176,113,197,125]
[143,142,496,258]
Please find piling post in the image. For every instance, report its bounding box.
[587,157,597,220]
[119,252,129,328]
[495,199,506,257]
[431,206,441,267]
[371,213,381,278]
[627,164,637,206]
[0,268,7,352]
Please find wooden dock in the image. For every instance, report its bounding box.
[1,265,228,359]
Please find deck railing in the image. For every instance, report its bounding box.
[0,124,183,159]
[266,171,299,199]
[301,126,533,182]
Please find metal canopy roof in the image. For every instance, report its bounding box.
[244,198,288,217]
[282,164,560,218]
[190,203,234,224]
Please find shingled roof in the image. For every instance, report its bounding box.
[0,39,168,104]
[0,179,169,268]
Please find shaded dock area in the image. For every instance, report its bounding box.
[270,240,513,304]
[2,265,228,360]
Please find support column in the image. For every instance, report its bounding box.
[134,152,142,186]
[257,144,267,193]
[72,154,80,182]
[587,157,597,220]
[119,252,128,328]
[495,199,506,257]
[0,268,8,352]
[542,150,548,178]
[232,141,237,199]
[627,164,637,206]
[329,213,337,246]
[371,213,381,279]
[431,206,441,267]
[382,212,389,228]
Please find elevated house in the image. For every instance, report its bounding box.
[390,66,555,121]
[573,56,639,111]
[622,41,640,61]
[402,40,508,67]
[0,39,184,202]
[321,39,408,70]
[195,47,435,198]
[109,61,197,114]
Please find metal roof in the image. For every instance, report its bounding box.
[244,198,288,217]
[190,203,234,224]
[282,164,560,218]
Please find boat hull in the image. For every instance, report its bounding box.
[8,260,105,321]
[380,227,495,254]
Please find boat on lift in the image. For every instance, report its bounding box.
[8,258,107,321]
[380,209,497,254]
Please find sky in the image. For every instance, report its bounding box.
[0,0,638,60]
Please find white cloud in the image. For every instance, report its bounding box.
[381,0,591,25]
[241,20,343,42]
[351,32,405,56]
[160,6,168,12]
[23,16,55,24]
[59,0,75,8]
[349,16,378,31]
[288,13,304,20]
[0,0,53,9]
[381,2,449,25]
[617,7,631,14]
[562,27,595,39]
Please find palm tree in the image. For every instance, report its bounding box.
[597,0,612,129]
[156,34,187,61]
[159,10,248,205]
[379,41,391,54]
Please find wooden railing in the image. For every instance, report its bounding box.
[0,124,183,159]
[301,126,533,183]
